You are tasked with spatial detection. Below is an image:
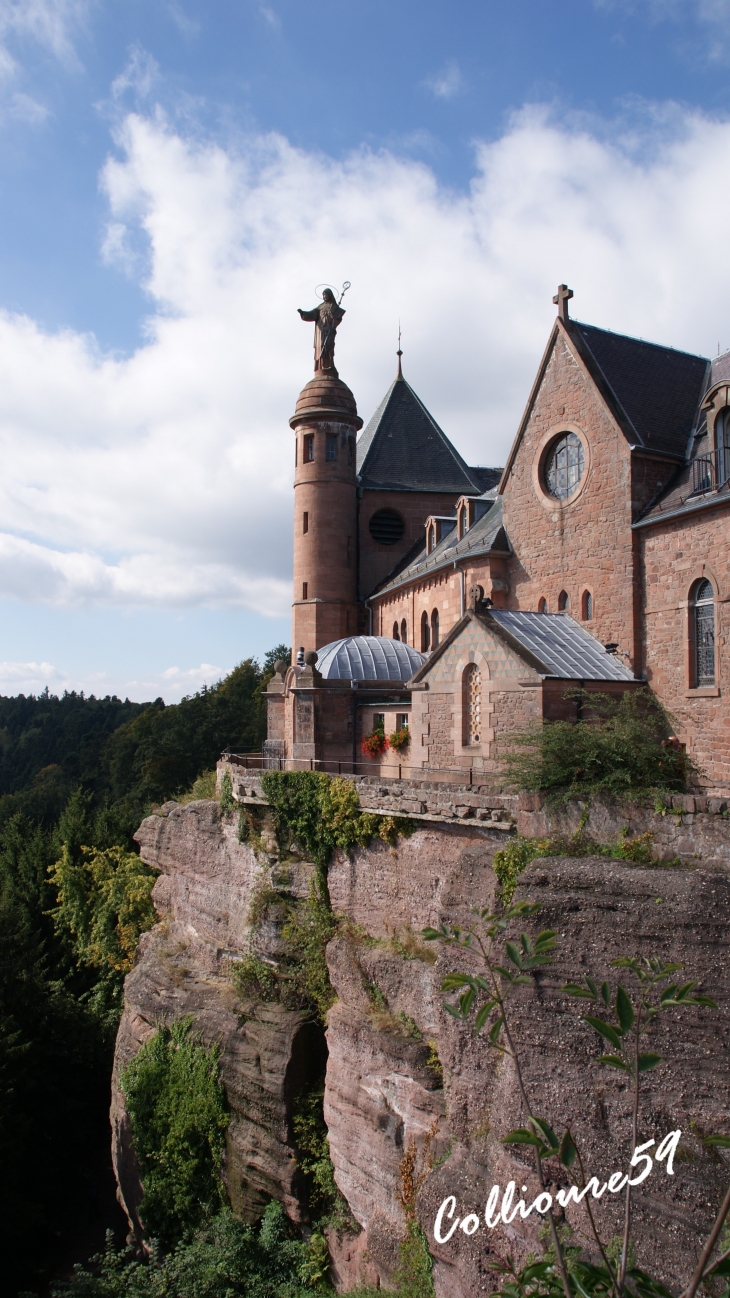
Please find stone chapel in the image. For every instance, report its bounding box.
[266,286,730,794]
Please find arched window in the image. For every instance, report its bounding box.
[581,590,593,621]
[400,618,407,643]
[717,409,730,487]
[538,597,548,614]
[692,578,715,686]
[431,608,439,650]
[463,664,481,745]
[421,610,430,652]
[558,590,569,611]
[392,622,400,640]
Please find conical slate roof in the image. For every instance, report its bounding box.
[357,374,484,493]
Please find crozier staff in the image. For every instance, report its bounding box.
[298,288,346,372]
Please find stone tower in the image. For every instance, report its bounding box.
[290,371,362,657]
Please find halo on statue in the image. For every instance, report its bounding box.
[315,280,351,304]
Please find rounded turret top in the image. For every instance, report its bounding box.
[290,373,363,430]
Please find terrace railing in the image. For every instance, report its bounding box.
[221,750,490,788]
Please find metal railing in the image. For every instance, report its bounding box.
[691,449,729,495]
[221,750,490,788]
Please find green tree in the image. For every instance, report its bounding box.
[121,1020,229,1248]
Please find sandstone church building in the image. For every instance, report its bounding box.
[266,285,730,793]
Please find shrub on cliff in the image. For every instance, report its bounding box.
[51,1203,320,1297]
[260,771,412,882]
[121,1020,229,1249]
[501,689,691,800]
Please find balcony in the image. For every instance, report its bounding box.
[690,448,730,496]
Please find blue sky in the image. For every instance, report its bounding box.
[3,0,730,700]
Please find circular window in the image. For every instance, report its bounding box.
[369,509,405,545]
[544,432,585,500]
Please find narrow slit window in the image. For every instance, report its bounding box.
[400,618,407,643]
[326,434,337,462]
[693,578,715,686]
[421,610,430,652]
[303,512,308,534]
[431,608,439,650]
[464,664,481,746]
[558,590,569,611]
[304,434,315,462]
[393,622,400,640]
[302,581,308,600]
[582,590,593,620]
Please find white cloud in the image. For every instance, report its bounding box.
[259,6,281,30]
[0,0,87,67]
[5,102,730,616]
[9,90,48,121]
[0,658,230,701]
[112,45,160,102]
[166,2,200,39]
[424,58,463,100]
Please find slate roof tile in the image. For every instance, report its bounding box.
[357,374,493,493]
[374,495,509,597]
[570,321,709,458]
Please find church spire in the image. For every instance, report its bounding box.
[397,323,403,379]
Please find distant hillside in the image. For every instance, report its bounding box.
[0,644,288,834]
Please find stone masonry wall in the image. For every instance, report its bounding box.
[502,326,642,664]
[220,759,730,863]
[640,504,730,793]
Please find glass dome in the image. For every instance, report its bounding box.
[314,635,425,681]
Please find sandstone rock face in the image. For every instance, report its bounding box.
[323,854,730,1295]
[112,800,320,1235]
[113,798,730,1296]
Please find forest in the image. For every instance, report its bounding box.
[0,647,287,1297]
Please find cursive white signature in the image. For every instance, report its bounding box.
[433,1130,682,1242]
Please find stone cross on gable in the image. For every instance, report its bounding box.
[553,283,574,322]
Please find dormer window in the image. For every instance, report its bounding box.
[426,524,435,554]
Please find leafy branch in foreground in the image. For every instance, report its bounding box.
[423,903,574,1298]
[425,908,727,1298]
[565,960,719,1297]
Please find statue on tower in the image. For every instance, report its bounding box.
[298,287,346,374]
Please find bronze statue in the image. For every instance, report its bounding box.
[298,288,345,374]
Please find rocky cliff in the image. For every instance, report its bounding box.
[112,790,730,1295]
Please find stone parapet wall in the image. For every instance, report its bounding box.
[218,759,730,863]
[218,759,518,830]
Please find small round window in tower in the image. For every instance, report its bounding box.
[545,432,585,500]
[369,509,405,545]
